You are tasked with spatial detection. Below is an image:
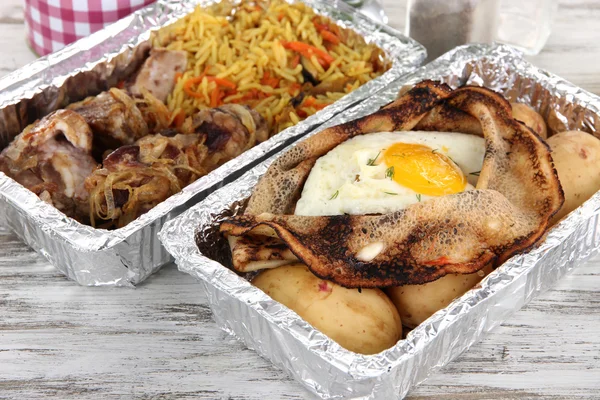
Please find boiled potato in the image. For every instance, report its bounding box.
[511,102,548,139]
[547,130,600,224]
[252,263,402,355]
[386,264,493,329]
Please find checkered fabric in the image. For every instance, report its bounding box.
[25,0,156,56]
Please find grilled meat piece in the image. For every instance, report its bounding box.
[102,145,144,171]
[68,88,149,156]
[68,50,187,155]
[128,49,188,103]
[85,132,208,228]
[131,88,172,134]
[0,50,196,227]
[86,105,268,228]
[0,110,97,219]
[192,104,268,169]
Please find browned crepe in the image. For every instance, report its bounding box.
[220,81,564,288]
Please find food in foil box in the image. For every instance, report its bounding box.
[219,80,600,354]
[1,0,389,230]
[153,0,390,136]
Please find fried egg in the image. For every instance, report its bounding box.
[294,131,485,216]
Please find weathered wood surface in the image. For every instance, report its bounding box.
[1,1,599,399]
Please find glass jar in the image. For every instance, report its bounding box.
[495,0,559,55]
[406,0,558,60]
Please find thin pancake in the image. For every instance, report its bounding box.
[220,81,564,288]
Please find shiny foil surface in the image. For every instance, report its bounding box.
[160,43,600,399]
[0,0,425,286]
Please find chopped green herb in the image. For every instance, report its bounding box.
[416,194,422,202]
[367,151,381,166]
[385,166,395,180]
[354,174,360,182]
[329,190,339,200]
[470,171,481,176]
[383,191,398,196]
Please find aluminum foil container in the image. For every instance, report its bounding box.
[160,43,600,399]
[0,0,425,287]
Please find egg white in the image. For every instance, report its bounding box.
[294,131,485,216]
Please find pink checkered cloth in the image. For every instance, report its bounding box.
[25,0,156,56]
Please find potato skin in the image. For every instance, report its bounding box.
[386,265,493,329]
[547,130,600,224]
[252,263,402,355]
[511,102,547,139]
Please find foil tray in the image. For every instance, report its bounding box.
[159,43,600,399]
[0,0,425,286]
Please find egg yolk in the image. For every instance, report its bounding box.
[382,143,466,196]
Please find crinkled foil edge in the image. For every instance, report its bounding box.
[0,0,425,286]
[160,43,600,398]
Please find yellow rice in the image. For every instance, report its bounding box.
[153,0,389,136]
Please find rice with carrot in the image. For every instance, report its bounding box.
[153,0,389,136]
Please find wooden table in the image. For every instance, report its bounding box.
[1,1,599,399]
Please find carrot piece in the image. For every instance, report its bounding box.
[261,71,280,88]
[277,12,284,21]
[330,23,342,38]
[174,72,183,83]
[312,17,329,33]
[236,88,271,101]
[303,96,316,108]
[210,87,221,107]
[288,82,301,95]
[183,77,205,98]
[260,71,270,85]
[184,68,236,100]
[291,54,300,68]
[302,96,328,110]
[173,110,186,128]
[230,91,250,104]
[207,76,236,90]
[321,30,340,45]
[183,66,209,99]
[280,41,335,68]
[313,17,345,47]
